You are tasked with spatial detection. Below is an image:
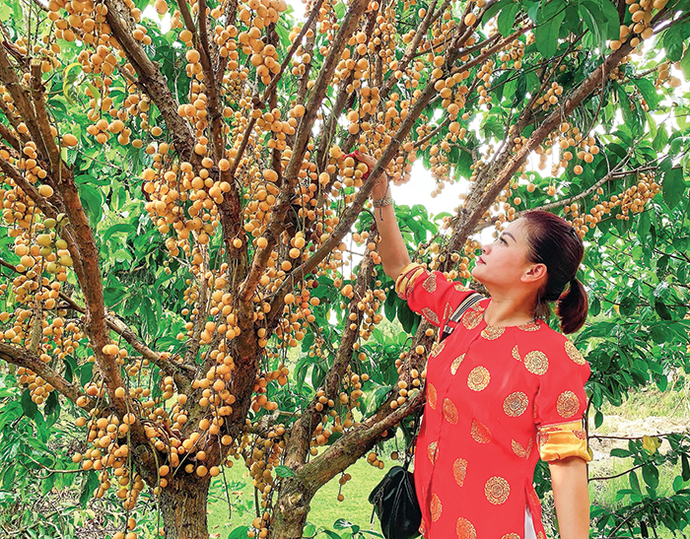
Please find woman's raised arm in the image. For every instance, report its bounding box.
[353,152,411,280]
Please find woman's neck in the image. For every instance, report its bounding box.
[482,294,537,327]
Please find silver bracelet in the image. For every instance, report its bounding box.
[373,197,394,208]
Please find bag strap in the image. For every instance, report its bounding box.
[439,292,483,343]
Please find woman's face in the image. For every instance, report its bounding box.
[471,219,543,288]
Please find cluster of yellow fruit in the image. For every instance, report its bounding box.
[71,413,145,510]
[534,82,565,112]
[499,39,526,71]
[614,171,661,219]
[611,0,668,51]
[655,61,682,89]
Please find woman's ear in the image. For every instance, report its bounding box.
[522,263,547,283]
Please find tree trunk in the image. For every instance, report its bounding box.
[159,474,211,539]
[269,478,313,539]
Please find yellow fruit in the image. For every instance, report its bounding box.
[38,184,54,197]
[186,49,201,63]
[62,134,78,147]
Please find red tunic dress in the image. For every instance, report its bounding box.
[400,268,591,539]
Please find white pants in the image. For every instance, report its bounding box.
[525,506,537,539]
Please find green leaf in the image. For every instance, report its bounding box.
[632,79,660,110]
[638,212,651,239]
[594,410,604,428]
[78,184,104,227]
[274,465,296,478]
[44,391,60,417]
[662,168,686,210]
[629,470,641,494]
[654,298,672,320]
[681,48,690,80]
[62,63,82,103]
[663,21,690,62]
[619,295,637,316]
[80,361,94,387]
[334,519,355,530]
[498,2,520,37]
[682,454,690,481]
[590,297,601,316]
[79,471,98,508]
[642,464,659,490]
[228,526,250,539]
[598,0,621,39]
[652,124,668,152]
[581,0,619,43]
[483,0,513,21]
[535,0,567,58]
[611,448,631,458]
[21,389,39,419]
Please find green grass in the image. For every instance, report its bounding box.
[599,378,690,420]
[206,449,398,537]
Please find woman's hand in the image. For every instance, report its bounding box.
[350,151,389,200]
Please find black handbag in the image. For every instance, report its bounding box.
[367,292,482,539]
[368,460,421,539]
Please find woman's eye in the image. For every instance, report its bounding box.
[499,237,507,244]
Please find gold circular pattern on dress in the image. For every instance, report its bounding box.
[481,324,505,340]
[428,383,437,410]
[484,476,510,505]
[423,307,440,325]
[574,428,587,440]
[428,441,438,465]
[503,392,529,417]
[556,390,580,418]
[423,273,438,293]
[565,340,586,365]
[502,534,521,539]
[471,419,492,444]
[511,345,521,362]
[456,517,477,539]
[467,366,490,391]
[443,398,459,424]
[455,283,468,292]
[524,350,549,375]
[450,354,465,375]
[537,532,546,539]
[430,493,442,521]
[452,458,467,486]
[462,308,483,330]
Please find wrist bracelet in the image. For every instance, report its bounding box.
[373,196,394,208]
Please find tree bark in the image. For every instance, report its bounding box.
[270,478,313,539]
[159,474,212,539]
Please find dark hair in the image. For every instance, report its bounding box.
[522,211,588,334]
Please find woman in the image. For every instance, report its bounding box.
[354,152,591,539]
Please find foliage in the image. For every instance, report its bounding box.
[0,0,687,537]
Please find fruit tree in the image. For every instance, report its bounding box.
[0,0,689,537]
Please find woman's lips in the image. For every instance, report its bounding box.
[477,257,485,264]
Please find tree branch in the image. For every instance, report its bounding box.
[0,342,93,409]
[284,247,377,468]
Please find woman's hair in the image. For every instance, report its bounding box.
[522,211,588,334]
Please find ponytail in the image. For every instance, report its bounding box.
[522,211,589,334]
[557,278,588,334]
